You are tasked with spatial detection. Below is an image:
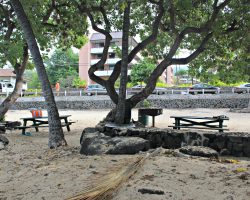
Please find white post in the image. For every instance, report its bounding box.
[232,88,234,93]
[172,89,174,94]
[35,89,38,96]
[95,90,97,96]
[202,89,205,94]
[64,90,66,96]
[187,89,189,94]
[218,88,220,94]
[80,90,82,96]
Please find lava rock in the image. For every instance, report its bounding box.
[179,145,219,158]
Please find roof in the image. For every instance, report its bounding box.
[0,69,16,77]
[90,31,123,41]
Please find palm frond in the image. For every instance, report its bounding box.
[66,149,162,200]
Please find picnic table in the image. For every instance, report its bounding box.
[169,115,229,132]
[18,115,74,135]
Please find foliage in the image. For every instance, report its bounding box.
[142,99,151,108]
[45,48,79,85]
[187,0,250,83]
[25,70,41,89]
[175,69,188,76]
[72,77,87,88]
[0,115,5,122]
[130,58,156,85]
[156,82,168,88]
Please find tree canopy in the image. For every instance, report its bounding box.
[72,0,249,123]
[45,48,79,87]
[130,58,156,85]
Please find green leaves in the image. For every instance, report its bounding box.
[45,48,79,85]
[130,58,156,85]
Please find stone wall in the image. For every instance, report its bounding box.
[7,94,250,110]
[101,127,250,157]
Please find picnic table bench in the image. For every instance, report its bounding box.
[17,115,75,135]
[169,115,229,132]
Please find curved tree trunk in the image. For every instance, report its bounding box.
[0,45,28,118]
[10,0,66,148]
[115,2,131,124]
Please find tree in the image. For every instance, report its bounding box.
[45,48,80,87]
[2,0,88,148]
[0,2,30,118]
[10,0,67,148]
[130,58,156,85]
[75,0,248,124]
[175,69,188,85]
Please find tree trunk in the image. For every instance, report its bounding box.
[0,45,28,118]
[115,2,131,124]
[10,0,66,148]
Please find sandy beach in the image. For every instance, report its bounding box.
[1,108,250,200]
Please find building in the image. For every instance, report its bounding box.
[0,69,28,92]
[0,69,16,83]
[79,31,140,84]
[79,31,174,85]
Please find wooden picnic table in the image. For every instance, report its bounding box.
[169,115,229,132]
[19,115,73,135]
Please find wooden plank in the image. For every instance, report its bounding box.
[170,116,229,120]
[15,122,75,130]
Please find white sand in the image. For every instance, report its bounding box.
[0,109,250,200]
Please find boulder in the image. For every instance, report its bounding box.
[106,137,150,154]
[0,135,9,150]
[179,146,219,158]
[80,132,149,155]
[0,125,5,134]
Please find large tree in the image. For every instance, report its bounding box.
[0,2,29,117]
[76,0,248,124]
[10,0,66,148]
[9,0,88,148]
[0,0,88,148]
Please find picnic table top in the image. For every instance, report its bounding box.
[20,115,71,120]
[170,115,229,120]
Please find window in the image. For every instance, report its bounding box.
[98,66,104,70]
[109,53,115,58]
[99,42,104,47]
[109,65,115,70]
[96,54,102,59]
[7,83,13,88]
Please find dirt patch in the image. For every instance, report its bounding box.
[1,109,250,200]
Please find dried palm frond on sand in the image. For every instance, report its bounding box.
[66,149,162,200]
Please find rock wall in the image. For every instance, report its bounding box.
[6,94,250,110]
[100,127,250,157]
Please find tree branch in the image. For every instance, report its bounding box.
[109,0,164,83]
[86,11,112,85]
[169,0,178,35]
[171,32,213,65]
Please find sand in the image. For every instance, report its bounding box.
[0,109,250,200]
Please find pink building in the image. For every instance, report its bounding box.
[79,31,174,85]
[79,31,139,84]
[159,66,174,85]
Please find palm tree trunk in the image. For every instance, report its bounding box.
[10,0,66,148]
